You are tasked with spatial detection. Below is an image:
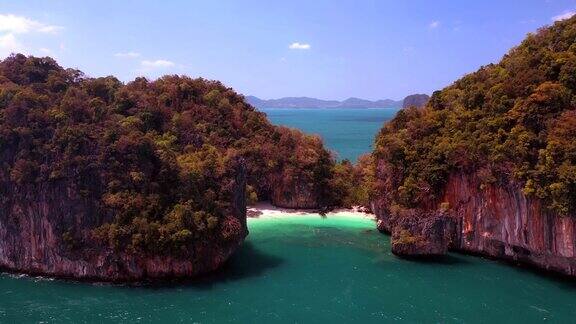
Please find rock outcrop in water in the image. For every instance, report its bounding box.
[369,17,576,276]
[0,164,247,281]
[389,211,456,257]
[0,54,338,281]
[372,173,576,275]
[443,174,576,275]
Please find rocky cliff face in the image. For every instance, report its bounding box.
[372,172,576,276]
[270,179,319,209]
[443,173,576,276]
[0,165,248,282]
[388,211,456,257]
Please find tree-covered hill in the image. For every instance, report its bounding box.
[0,54,338,262]
[372,15,576,215]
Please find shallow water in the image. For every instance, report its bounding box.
[261,108,398,161]
[1,214,575,323]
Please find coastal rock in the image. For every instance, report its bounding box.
[371,171,576,276]
[0,163,248,282]
[390,211,456,257]
[270,180,319,209]
[376,219,389,233]
[442,173,576,276]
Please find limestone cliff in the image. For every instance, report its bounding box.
[270,182,319,209]
[0,54,339,281]
[370,16,576,277]
[372,172,576,276]
[443,173,576,276]
[0,163,247,282]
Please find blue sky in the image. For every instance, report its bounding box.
[0,1,575,100]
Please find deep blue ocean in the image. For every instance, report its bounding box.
[261,108,399,161]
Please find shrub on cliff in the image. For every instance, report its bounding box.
[0,54,338,255]
[372,16,576,215]
[331,155,376,208]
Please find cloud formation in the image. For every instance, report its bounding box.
[0,14,62,34]
[552,11,575,22]
[0,33,22,54]
[0,14,62,58]
[289,42,311,50]
[429,21,440,29]
[141,59,175,68]
[114,51,141,58]
[134,59,177,78]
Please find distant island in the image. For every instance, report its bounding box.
[402,93,430,108]
[246,95,403,109]
[246,94,430,109]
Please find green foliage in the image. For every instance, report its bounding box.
[0,53,339,255]
[373,16,576,215]
[246,185,258,205]
[392,229,420,245]
[331,155,376,207]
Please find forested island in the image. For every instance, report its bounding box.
[366,15,576,276]
[0,15,575,282]
[0,54,344,281]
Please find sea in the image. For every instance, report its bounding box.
[262,108,398,162]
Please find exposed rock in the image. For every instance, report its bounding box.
[376,219,389,233]
[371,171,576,276]
[0,163,248,282]
[442,173,576,276]
[270,180,319,209]
[390,211,456,257]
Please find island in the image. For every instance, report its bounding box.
[245,96,403,109]
[366,15,576,276]
[1,15,576,282]
[0,54,341,281]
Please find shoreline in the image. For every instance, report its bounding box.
[247,202,376,221]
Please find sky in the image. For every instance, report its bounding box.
[0,1,575,100]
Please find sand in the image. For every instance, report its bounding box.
[247,202,375,221]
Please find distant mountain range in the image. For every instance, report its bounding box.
[245,96,403,109]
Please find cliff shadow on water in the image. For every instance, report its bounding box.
[191,242,285,289]
[395,253,470,266]
[122,242,285,290]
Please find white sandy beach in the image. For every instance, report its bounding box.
[247,202,376,221]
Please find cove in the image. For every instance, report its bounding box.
[1,212,575,323]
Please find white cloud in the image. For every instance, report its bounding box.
[0,14,62,34]
[552,10,575,22]
[0,33,22,56]
[289,42,311,50]
[39,47,53,55]
[114,51,141,58]
[134,59,178,78]
[429,21,440,29]
[0,14,62,58]
[141,59,175,68]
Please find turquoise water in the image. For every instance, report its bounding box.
[2,215,576,323]
[261,108,399,161]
